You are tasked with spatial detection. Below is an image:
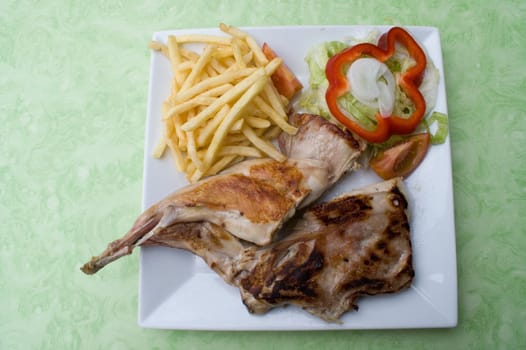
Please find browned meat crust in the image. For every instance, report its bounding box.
[176,161,306,224]
[233,178,413,321]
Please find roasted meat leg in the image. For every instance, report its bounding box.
[81,114,365,274]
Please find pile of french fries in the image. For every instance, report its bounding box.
[149,23,298,183]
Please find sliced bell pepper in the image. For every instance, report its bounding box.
[325,27,427,143]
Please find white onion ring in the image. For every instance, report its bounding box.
[347,58,395,117]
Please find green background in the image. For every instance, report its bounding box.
[2,0,525,349]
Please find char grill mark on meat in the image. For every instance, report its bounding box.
[239,240,324,306]
[310,195,373,225]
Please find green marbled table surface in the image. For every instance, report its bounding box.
[1,0,525,349]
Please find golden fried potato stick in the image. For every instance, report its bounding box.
[150,24,300,182]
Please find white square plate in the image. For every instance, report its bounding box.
[139,25,457,330]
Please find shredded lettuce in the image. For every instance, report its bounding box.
[420,65,440,116]
[298,41,347,117]
[305,41,348,87]
[337,93,377,129]
[344,29,381,46]
[298,80,331,118]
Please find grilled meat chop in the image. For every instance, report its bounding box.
[81,113,365,274]
[233,178,413,321]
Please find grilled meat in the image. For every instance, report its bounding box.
[234,178,413,321]
[81,114,365,274]
[82,176,413,322]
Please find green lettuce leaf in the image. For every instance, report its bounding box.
[299,41,347,117]
[305,41,348,87]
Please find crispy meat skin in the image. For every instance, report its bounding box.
[81,114,365,274]
[176,162,305,224]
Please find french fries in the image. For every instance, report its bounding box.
[150,23,299,182]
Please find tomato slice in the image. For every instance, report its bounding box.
[369,133,430,179]
[261,43,303,100]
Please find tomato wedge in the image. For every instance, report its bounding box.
[261,43,303,100]
[369,133,430,179]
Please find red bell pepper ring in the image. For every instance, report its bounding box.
[325,27,427,143]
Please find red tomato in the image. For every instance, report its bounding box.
[261,43,303,100]
[369,133,430,180]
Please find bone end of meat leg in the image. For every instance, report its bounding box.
[80,211,162,275]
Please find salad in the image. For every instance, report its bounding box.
[296,26,448,179]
